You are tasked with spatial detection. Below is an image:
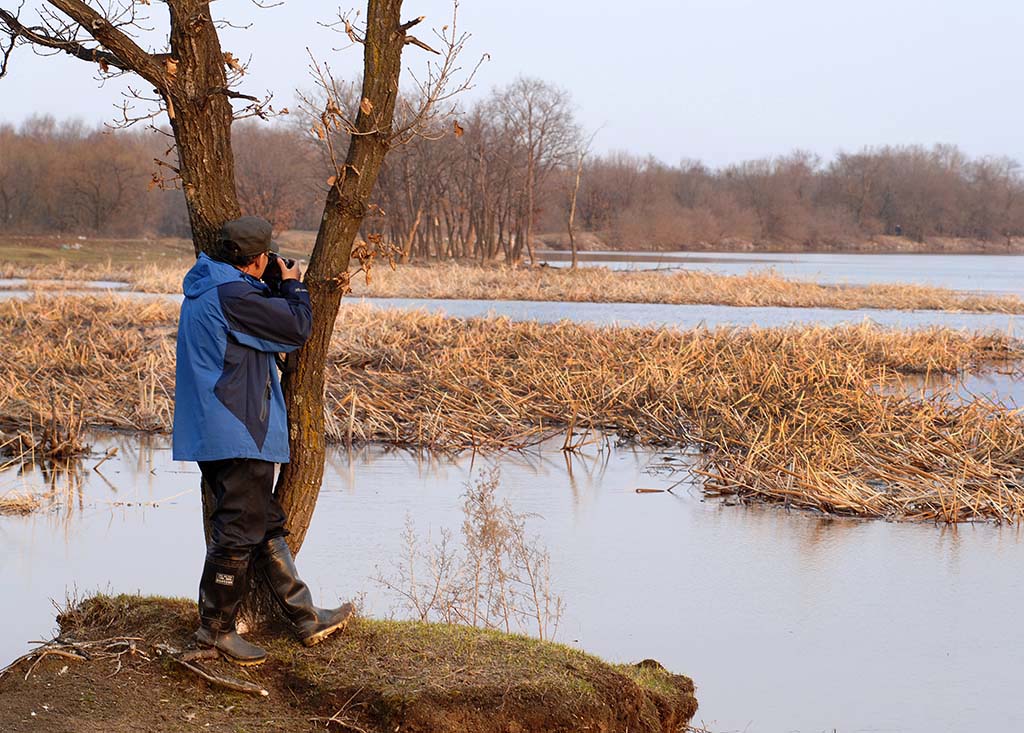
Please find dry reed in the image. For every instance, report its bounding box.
[6,259,1024,313]
[2,294,1023,522]
[0,295,177,433]
[0,491,43,515]
[350,263,1024,313]
[326,306,1024,522]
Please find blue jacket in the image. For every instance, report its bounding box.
[172,253,312,463]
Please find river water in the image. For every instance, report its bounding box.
[3,432,1023,733]
[3,255,1024,731]
[537,250,1024,297]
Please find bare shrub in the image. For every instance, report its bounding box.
[376,467,563,641]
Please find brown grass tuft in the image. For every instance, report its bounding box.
[327,306,1024,522]
[3,295,1023,522]
[7,259,1024,313]
[0,491,43,515]
[349,263,1024,313]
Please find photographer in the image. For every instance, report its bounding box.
[172,216,352,665]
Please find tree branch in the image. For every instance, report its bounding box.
[0,13,14,78]
[404,34,439,55]
[0,0,170,87]
[47,0,168,86]
[0,5,127,72]
[209,86,260,103]
[398,16,425,32]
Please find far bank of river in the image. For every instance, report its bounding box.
[537,250,1024,297]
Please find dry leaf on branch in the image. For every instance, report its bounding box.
[97,58,109,74]
[344,19,360,43]
[453,120,465,138]
[360,97,374,115]
[223,52,243,73]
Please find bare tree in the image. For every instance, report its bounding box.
[276,4,478,549]
[1,0,476,565]
[233,122,318,232]
[491,77,579,264]
[565,130,598,269]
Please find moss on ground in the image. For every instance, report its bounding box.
[0,594,697,733]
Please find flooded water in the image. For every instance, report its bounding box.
[537,250,1024,297]
[3,259,1023,731]
[897,370,1024,407]
[3,433,1023,733]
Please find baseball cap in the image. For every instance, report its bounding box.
[218,216,280,258]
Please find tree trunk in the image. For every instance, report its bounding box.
[524,156,536,265]
[166,0,242,254]
[568,152,584,270]
[400,206,422,263]
[277,0,407,553]
[157,1,244,553]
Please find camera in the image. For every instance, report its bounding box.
[261,252,296,295]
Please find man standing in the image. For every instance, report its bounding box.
[173,216,352,665]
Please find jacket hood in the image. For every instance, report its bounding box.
[183,252,257,298]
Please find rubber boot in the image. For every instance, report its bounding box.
[195,549,267,665]
[256,536,355,647]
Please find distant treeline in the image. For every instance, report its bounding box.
[3,79,1023,256]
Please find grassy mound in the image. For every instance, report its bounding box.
[0,594,697,733]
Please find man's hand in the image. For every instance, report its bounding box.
[278,257,302,281]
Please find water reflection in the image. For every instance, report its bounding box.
[2,433,1023,732]
[883,369,1024,407]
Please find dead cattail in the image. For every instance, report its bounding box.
[7,260,1024,314]
[4,294,1023,523]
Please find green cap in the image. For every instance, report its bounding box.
[218,216,280,258]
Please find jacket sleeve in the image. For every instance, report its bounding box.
[217,279,312,353]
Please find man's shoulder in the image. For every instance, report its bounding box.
[216,278,269,301]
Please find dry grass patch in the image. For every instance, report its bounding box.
[7,258,1024,313]
[328,306,1024,522]
[0,295,177,433]
[348,262,1024,313]
[0,491,43,515]
[2,295,1023,522]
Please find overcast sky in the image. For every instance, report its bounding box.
[1,0,1022,167]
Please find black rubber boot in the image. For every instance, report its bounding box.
[256,536,355,647]
[196,550,267,665]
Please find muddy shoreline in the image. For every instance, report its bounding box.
[0,595,697,733]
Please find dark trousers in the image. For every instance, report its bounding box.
[198,458,288,555]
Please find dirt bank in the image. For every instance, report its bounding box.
[0,595,697,733]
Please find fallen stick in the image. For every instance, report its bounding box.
[155,644,269,697]
[172,657,269,696]
[0,643,88,680]
[92,447,118,471]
